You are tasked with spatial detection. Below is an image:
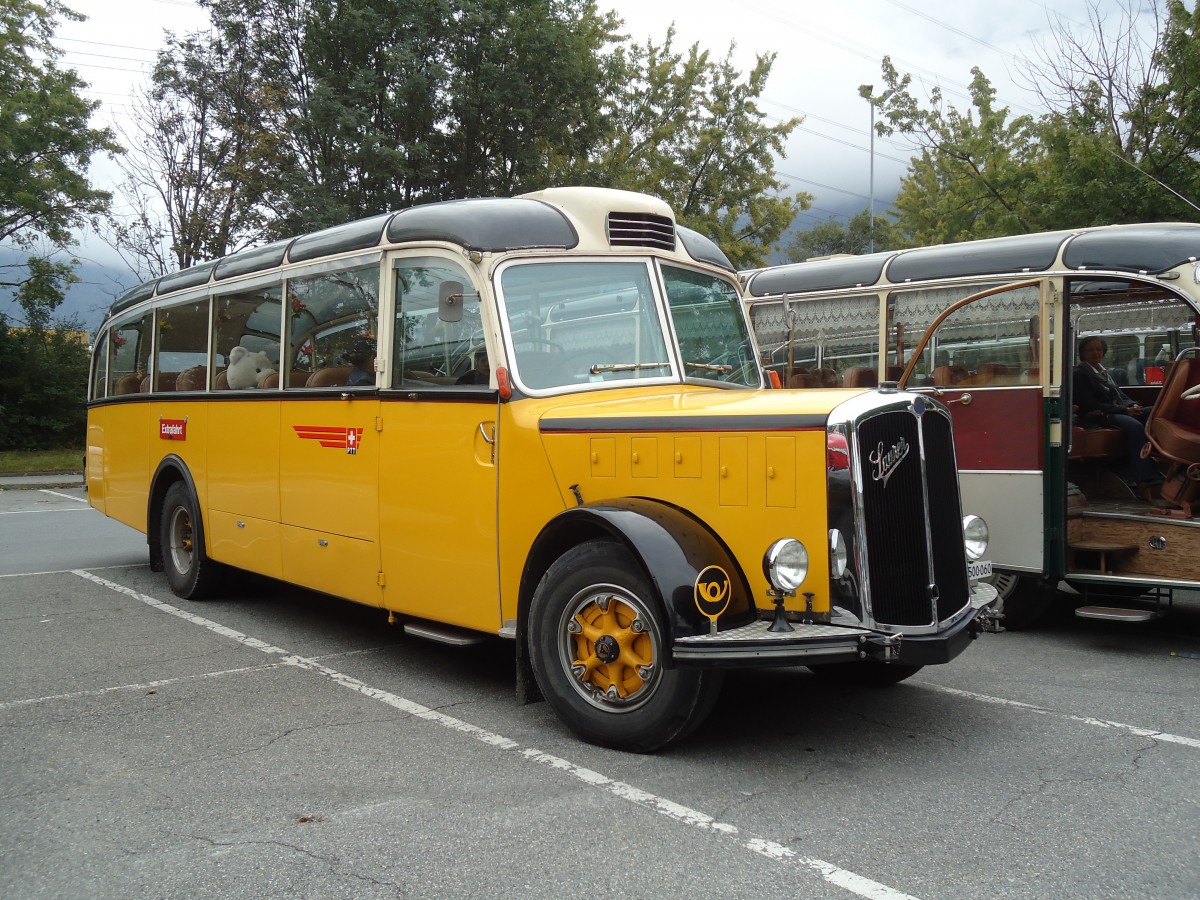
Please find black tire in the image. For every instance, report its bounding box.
[807,661,923,686]
[991,572,1051,631]
[528,539,723,753]
[160,482,223,600]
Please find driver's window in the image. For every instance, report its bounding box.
[393,257,485,388]
[899,284,1041,387]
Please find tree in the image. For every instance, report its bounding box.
[0,0,119,251]
[579,30,808,269]
[864,1,1200,245]
[105,26,275,280]
[785,208,903,262]
[863,60,1040,245]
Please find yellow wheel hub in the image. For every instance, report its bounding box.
[568,594,656,702]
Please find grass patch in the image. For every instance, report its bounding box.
[0,448,85,474]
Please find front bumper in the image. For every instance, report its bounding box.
[671,580,997,669]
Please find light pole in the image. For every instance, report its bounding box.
[866,85,875,254]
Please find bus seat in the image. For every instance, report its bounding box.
[176,366,207,391]
[214,368,230,390]
[141,373,177,392]
[258,371,280,389]
[933,365,966,386]
[1145,355,1200,467]
[842,366,877,388]
[787,373,820,388]
[816,367,838,387]
[113,373,143,395]
[307,366,352,387]
[886,365,903,382]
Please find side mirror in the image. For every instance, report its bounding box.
[439,281,464,323]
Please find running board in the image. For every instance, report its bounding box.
[403,621,487,646]
[1074,606,1160,623]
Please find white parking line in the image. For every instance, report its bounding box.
[916,682,1200,750]
[0,507,92,515]
[0,563,143,579]
[70,568,919,900]
[39,489,88,503]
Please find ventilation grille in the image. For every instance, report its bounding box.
[607,212,676,250]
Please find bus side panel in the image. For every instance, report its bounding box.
[208,510,282,580]
[208,399,281,522]
[937,386,1043,470]
[378,397,500,631]
[92,403,151,533]
[959,471,1044,574]
[278,397,382,608]
[86,418,106,513]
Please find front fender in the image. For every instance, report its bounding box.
[519,498,757,654]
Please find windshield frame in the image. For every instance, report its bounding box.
[494,256,760,397]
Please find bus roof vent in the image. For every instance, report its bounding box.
[607,212,676,251]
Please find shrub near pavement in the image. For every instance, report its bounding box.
[0,317,90,452]
[0,448,84,475]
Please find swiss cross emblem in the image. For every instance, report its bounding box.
[346,428,358,455]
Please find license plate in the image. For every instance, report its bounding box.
[968,560,993,580]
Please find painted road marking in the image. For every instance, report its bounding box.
[71,568,920,900]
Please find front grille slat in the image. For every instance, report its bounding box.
[850,403,970,630]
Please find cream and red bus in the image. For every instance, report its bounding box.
[86,187,996,750]
[743,224,1200,629]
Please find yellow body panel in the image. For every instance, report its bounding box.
[376,397,500,631]
[88,381,837,631]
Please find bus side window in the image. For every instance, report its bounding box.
[155,298,209,392]
[108,312,151,395]
[393,258,483,388]
[896,283,1041,387]
[287,263,380,389]
[213,286,283,390]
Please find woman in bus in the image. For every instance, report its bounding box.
[1073,335,1161,492]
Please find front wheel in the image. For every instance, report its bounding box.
[160,482,223,600]
[528,540,723,752]
[991,572,1051,630]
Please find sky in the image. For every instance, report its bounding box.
[48,0,1148,263]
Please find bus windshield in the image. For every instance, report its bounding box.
[498,260,756,392]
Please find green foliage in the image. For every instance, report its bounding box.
[785,208,903,262]
[0,313,90,451]
[118,1,801,271]
[0,0,119,249]
[865,61,1040,244]
[865,1,1200,244]
[575,30,808,269]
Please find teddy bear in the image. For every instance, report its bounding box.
[226,346,277,390]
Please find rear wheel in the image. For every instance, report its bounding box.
[991,572,1051,631]
[528,539,723,752]
[807,661,923,686]
[160,482,223,600]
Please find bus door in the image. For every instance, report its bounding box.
[899,279,1048,576]
[376,256,501,633]
[277,263,385,606]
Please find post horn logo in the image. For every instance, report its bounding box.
[694,565,732,623]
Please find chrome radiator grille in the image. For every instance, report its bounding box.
[834,397,971,631]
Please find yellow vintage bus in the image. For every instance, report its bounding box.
[742,224,1200,629]
[87,187,996,750]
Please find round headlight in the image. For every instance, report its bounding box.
[829,528,848,579]
[763,539,809,593]
[962,515,989,560]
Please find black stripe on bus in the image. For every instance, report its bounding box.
[539,414,827,434]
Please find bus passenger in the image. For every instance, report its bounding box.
[1073,336,1160,489]
[346,335,376,386]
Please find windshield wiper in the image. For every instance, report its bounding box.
[589,362,671,374]
[683,362,733,374]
